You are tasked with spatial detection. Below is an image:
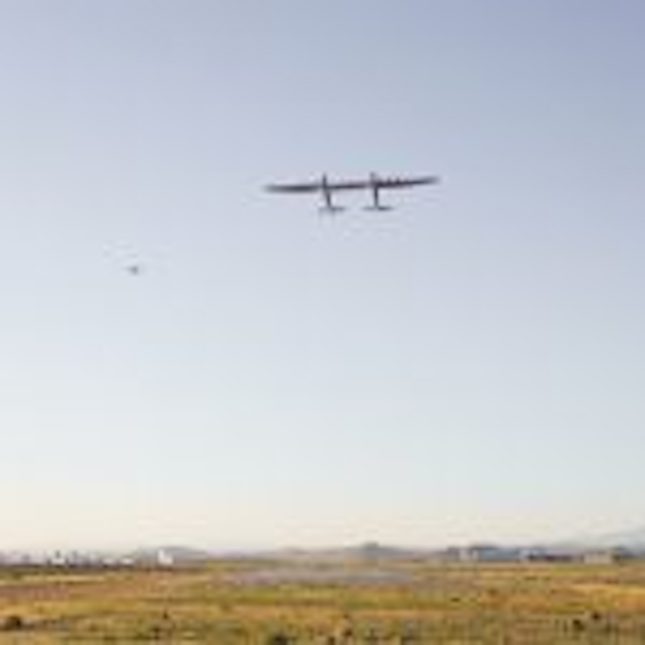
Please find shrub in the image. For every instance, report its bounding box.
[3,614,25,631]
[266,632,290,645]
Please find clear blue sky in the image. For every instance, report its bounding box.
[1,0,644,550]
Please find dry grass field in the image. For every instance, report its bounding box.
[2,559,645,643]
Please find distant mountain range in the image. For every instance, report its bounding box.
[265,542,429,563]
[6,529,645,568]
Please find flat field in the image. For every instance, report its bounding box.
[2,559,645,643]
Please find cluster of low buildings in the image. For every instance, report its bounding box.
[0,548,173,568]
[432,544,638,564]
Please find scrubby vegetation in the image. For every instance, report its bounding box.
[2,561,645,642]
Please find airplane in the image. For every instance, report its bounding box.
[265,172,439,213]
[125,263,142,276]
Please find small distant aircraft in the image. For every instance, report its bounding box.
[266,172,439,213]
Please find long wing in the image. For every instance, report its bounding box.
[375,176,440,189]
[326,180,370,191]
[265,181,322,193]
[266,175,440,194]
[266,179,370,193]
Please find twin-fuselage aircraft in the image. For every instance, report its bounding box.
[266,172,439,213]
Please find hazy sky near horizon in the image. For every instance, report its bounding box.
[1,0,644,549]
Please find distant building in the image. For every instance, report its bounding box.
[458,544,522,563]
[156,549,175,567]
[581,548,632,565]
[520,549,576,563]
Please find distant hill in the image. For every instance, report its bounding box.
[339,542,429,561]
[266,542,431,563]
[569,526,645,551]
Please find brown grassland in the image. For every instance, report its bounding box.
[2,560,645,643]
